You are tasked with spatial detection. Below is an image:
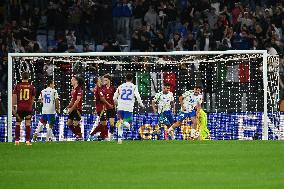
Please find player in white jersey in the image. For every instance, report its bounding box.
[33,80,59,141]
[168,86,203,140]
[113,73,144,144]
[152,83,175,139]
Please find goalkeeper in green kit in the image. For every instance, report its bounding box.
[195,105,210,140]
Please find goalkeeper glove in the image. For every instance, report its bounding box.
[63,108,69,114]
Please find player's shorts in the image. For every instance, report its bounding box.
[158,110,174,126]
[177,110,196,122]
[97,108,116,121]
[117,110,133,123]
[106,108,116,119]
[68,109,82,121]
[15,111,32,122]
[200,128,210,140]
[40,114,56,126]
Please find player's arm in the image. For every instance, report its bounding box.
[68,96,81,113]
[32,96,35,105]
[99,92,113,109]
[38,92,43,103]
[113,87,120,105]
[171,101,175,114]
[67,98,74,109]
[134,87,144,108]
[151,97,157,113]
[179,95,185,111]
[55,99,60,113]
[55,91,60,113]
[195,95,203,111]
[170,93,175,114]
[31,87,36,106]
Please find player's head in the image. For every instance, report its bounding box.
[71,75,84,87]
[94,76,102,86]
[103,74,112,85]
[126,73,133,82]
[194,86,202,95]
[163,83,171,93]
[21,72,30,81]
[47,79,55,89]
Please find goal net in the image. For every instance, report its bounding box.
[5,51,283,142]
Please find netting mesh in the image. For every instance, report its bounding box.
[4,53,283,141]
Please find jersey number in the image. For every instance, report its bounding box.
[44,94,51,103]
[121,89,132,100]
[20,89,30,101]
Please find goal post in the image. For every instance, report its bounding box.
[7,50,272,142]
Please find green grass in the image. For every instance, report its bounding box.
[0,141,283,189]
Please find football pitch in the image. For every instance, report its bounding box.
[0,141,283,189]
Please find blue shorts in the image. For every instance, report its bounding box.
[117,110,133,123]
[40,114,56,125]
[158,110,174,125]
[177,110,196,122]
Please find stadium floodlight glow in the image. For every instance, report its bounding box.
[7,50,274,142]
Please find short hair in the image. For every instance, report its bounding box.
[164,82,171,87]
[126,73,133,81]
[74,75,84,87]
[94,77,99,84]
[194,85,202,91]
[47,79,53,86]
[103,74,112,81]
[21,72,30,80]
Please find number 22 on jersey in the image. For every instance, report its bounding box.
[121,88,132,100]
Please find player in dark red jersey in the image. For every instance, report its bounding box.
[88,77,113,141]
[65,76,84,140]
[101,74,116,139]
[12,72,36,145]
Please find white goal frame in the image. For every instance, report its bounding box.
[7,50,269,141]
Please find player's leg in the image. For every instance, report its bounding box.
[46,115,56,141]
[153,111,167,140]
[118,111,132,144]
[121,111,132,129]
[89,112,106,140]
[108,117,115,140]
[164,111,175,140]
[115,110,124,128]
[33,115,47,141]
[116,110,125,144]
[67,111,78,135]
[100,111,108,140]
[196,109,210,140]
[108,109,116,140]
[90,112,100,134]
[14,112,23,145]
[73,110,83,140]
[168,112,186,140]
[188,110,197,139]
[24,113,32,145]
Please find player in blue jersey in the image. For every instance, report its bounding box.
[168,86,203,140]
[33,80,59,141]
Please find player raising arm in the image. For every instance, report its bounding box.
[113,73,144,144]
[152,83,175,140]
[168,86,203,140]
[12,72,36,145]
[33,80,59,141]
